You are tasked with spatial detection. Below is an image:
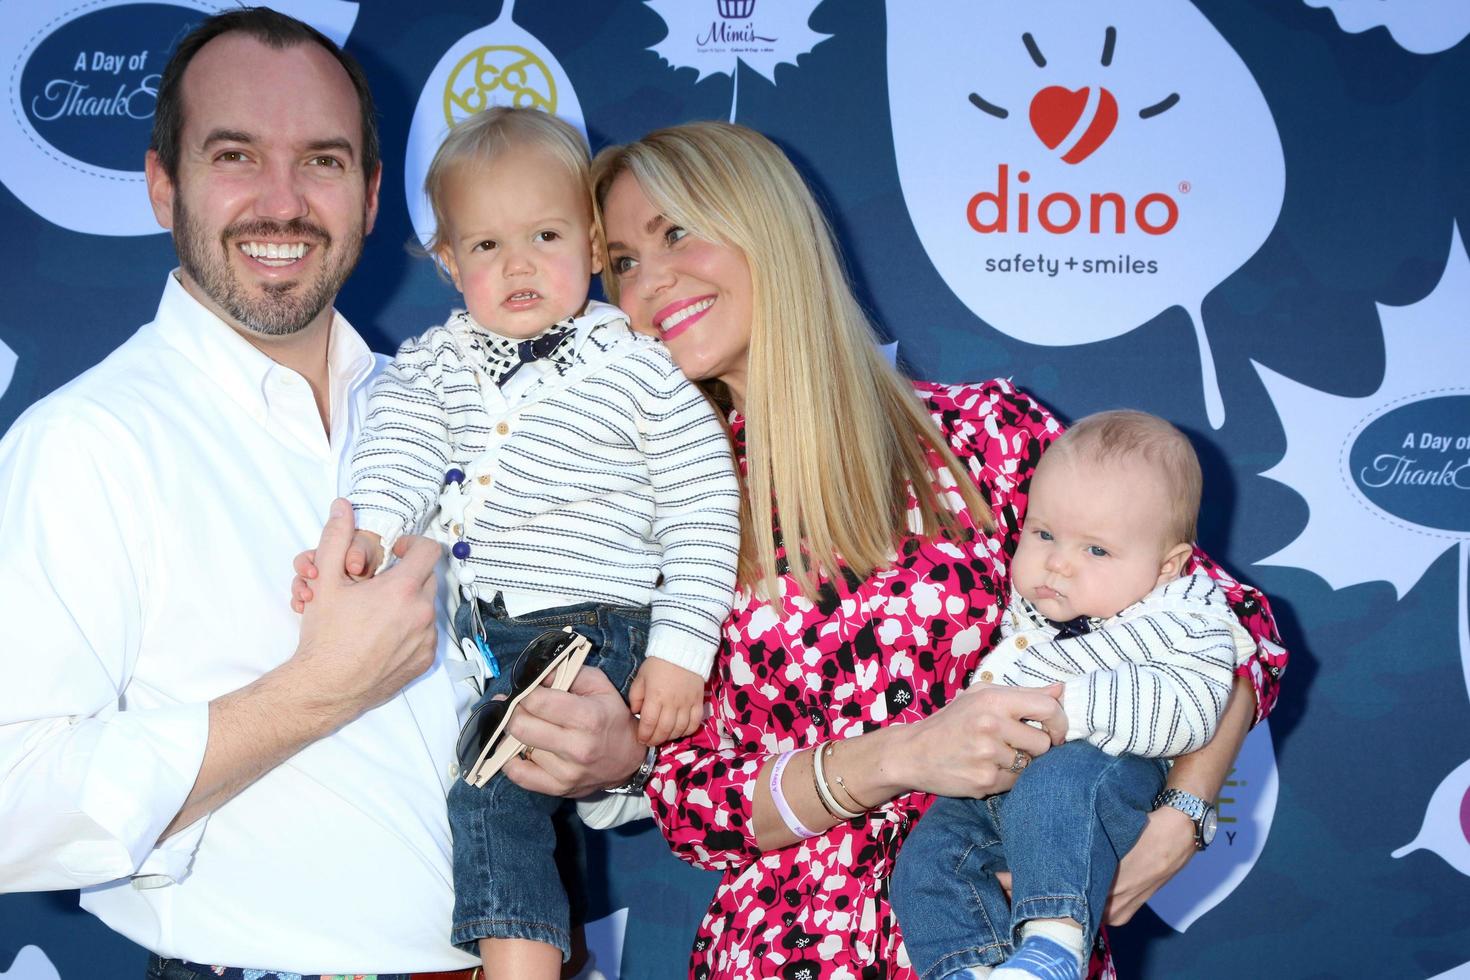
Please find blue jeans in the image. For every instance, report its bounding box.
[447,594,647,959]
[891,741,1167,980]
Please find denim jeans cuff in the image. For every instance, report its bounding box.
[452,915,571,961]
[1010,894,1091,943]
[918,939,1012,980]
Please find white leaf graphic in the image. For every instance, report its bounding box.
[1253,223,1470,882]
[1303,0,1470,55]
[0,337,15,400]
[0,946,60,980]
[1253,223,1470,602]
[571,906,628,979]
[1145,719,1279,931]
[403,0,587,248]
[645,0,832,120]
[1393,757,1470,877]
[887,0,1285,427]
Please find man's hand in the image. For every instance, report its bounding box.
[629,658,704,745]
[501,667,645,798]
[288,529,383,612]
[163,499,441,838]
[287,499,440,729]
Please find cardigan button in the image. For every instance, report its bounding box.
[478,474,492,486]
[1014,636,1029,650]
[495,421,510,436]
[979,670,993,683]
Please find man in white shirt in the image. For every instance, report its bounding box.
[0,9,647,977]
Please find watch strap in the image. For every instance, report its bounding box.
[1153,788,1215,849]
[605,744,658,796]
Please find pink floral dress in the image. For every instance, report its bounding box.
[646,380,1288,980]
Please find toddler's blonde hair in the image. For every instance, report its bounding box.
[423,106,594,256]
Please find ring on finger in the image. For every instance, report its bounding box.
[1006,747,1030,774]
[518,745,535,763]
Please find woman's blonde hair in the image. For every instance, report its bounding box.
[591,121,994,597]
[422,106,594,256]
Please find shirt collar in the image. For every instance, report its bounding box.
[148,271,375,423]
[457,298,630,380]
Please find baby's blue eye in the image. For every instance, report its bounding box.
[1086,545,1109,557]
[1036,530,1053,541]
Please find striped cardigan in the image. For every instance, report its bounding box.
[347,301,740,677]
[977,572,1256,757]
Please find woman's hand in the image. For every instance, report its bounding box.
[897,682,1067,799]
[1104,805,1197,924]
[1100,675,1258,924]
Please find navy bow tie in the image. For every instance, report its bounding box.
[1047,615,1094,640]
[497,327,571,386]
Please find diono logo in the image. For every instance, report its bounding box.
[969,27,1181,167]
[887,0,1286,427]
[1030,85,1117,164]
[0,0,358,237]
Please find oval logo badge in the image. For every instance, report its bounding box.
[0,0,359,237]
[19,4,187,173]
[1349,396,1470,534]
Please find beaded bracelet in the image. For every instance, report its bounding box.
[770,750,819,839]
[826,741,883,812]
[811,740,865,821]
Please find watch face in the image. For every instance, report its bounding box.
[1201,805,1218,845]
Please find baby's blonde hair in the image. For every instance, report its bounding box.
[1043,410,1202,545]
[422,106,594,256]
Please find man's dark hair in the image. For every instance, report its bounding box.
[150,6,380,179]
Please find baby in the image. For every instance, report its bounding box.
[307,107,739,978]
[892,410,1254,980]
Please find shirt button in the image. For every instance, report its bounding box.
[448,761,460,780]
[979,670,993,683]
[1015,636,1029,650]
[495,421,510,435]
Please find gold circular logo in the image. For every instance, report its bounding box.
[443,45,557,127]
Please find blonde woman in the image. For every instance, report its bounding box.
[586,121,1288,980]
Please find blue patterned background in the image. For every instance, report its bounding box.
[2,1,1468,977]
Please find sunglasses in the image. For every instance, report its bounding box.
[456,626,593,787]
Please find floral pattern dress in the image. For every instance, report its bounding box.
[646,380,1288,980]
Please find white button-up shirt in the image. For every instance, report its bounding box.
[0,275,479,973]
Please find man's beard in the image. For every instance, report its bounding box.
[173,198,365,338]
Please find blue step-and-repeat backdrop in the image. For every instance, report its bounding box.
[2,1,1468,977]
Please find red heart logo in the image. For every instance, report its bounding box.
[1028,86,1119,165]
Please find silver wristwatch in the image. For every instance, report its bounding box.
[606,745,658,796]
[1153,788,1218,850]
